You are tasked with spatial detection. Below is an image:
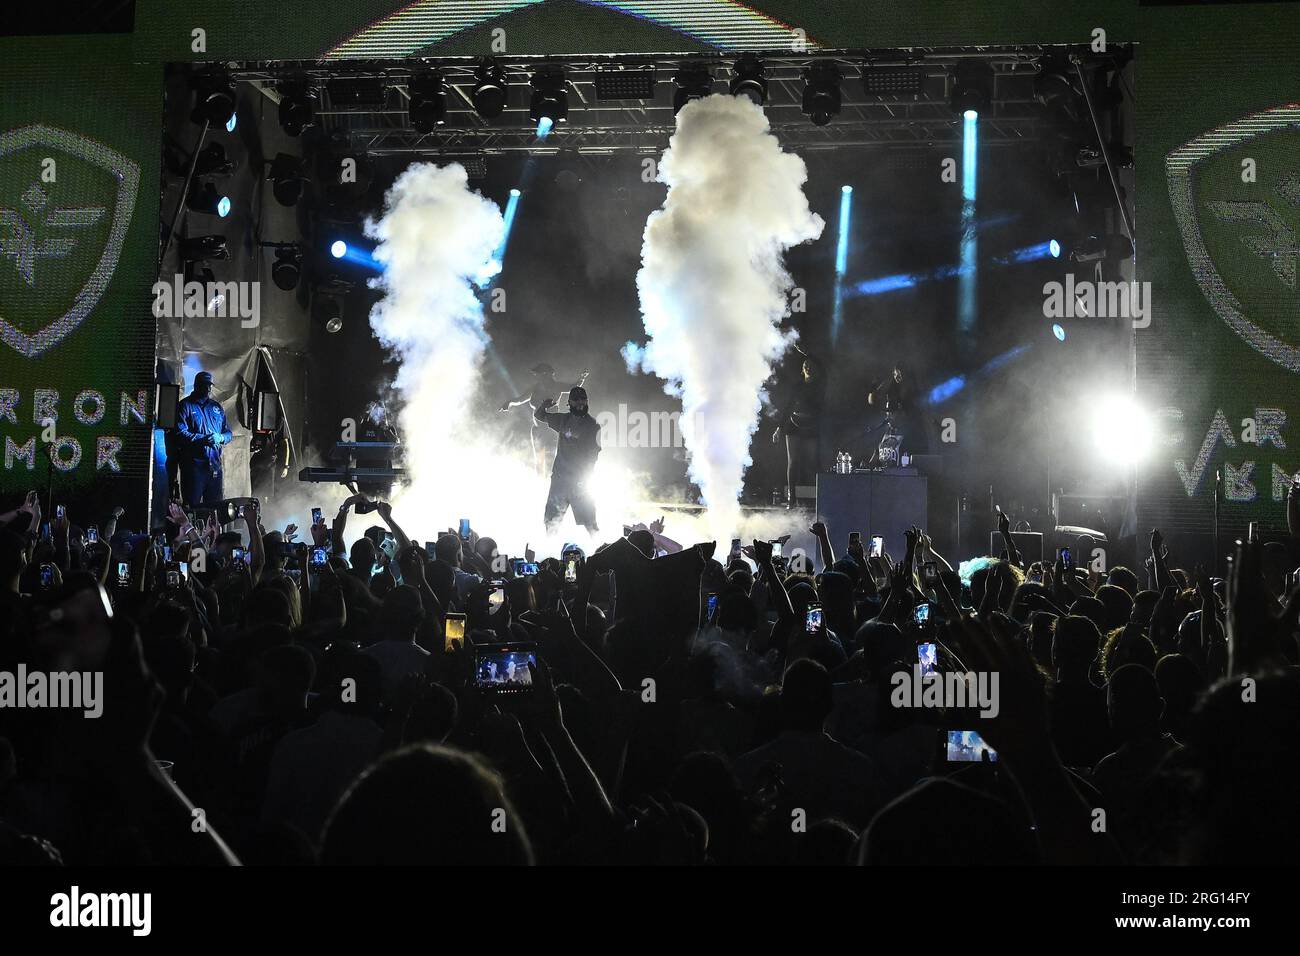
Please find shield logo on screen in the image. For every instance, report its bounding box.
[0,123,139,359]
[1166,105,1300,374]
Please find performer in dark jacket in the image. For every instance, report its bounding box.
[771,355,825,509]
[502,363,589,475]
[174,370,232,506]
[535,386,601,533]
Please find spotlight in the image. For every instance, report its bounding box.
[178,235,229,261]
[1052,323,1066,341]
[801,61,841,126]
[271,245,302,291]
[191,75,236,127]
[193,142,234,177]
[672,63,713,114]
[1034,57,1084,126]
[529,68,568,125]
[313,292,345,334]
[268,153,307,207]
[408,71,447,133]
[471,59,508,118]
[184,263,226,314]
[729,53,767,105]
[278,83,318,137]
[949,61,993,116]
[1062,232,1132,265]
[1090,393,1154,466]
[330,240,347,259]
[186,181,231,218]
[226,112,237,133]
[1049,239,1062,258]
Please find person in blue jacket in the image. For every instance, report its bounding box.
[174,370,232,506]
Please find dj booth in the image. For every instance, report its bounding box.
[816,470,928,562]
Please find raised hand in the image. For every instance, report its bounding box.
[692,541,717,563]
[525,659,562,727]
[1150,528,1165,557]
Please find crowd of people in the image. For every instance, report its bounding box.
[0,487,1297,866]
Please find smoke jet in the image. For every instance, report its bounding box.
[625,94,824,540]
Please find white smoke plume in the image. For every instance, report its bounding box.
[361,162,643,558]
[365,162,504,467]
[625,94,824,541]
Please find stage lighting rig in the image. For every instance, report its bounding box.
[190,74,236,128]
[269,244,303,292]
[802,61,842,126]
[861,59,925,97]
[278,82,318,137]
[408,71,447,133]
[529,67,568,124]
[193,142,235,177]
[949,61,994,117]
[729,54,767,105]
[178,235,229,262]
[268,153,308,207]
[186,180,231,218]
[472,59,509,118]
[672,62,713,113]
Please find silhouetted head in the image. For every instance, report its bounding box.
[1130,590,1159,625]
[1052,615,1101,674]
[378,584,425,642]
[1107,663,1164,740]
[434,533,462,568]
[1095,584,1134,631]
[859,777,1037,865]
[1179,669,1300,863]
[350,536,377,575]
[794,819,859,866]
[1107,565,1140,597]
[568,386,589,417]
[780,659,833,733]
[627,528,655,557]
[193,370,213,399]
[320,744,533,865]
